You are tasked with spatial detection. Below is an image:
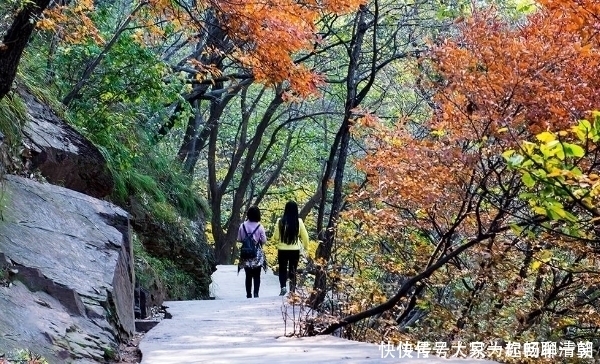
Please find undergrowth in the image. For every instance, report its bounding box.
[0,349,48,364]
[0,93,26,153]
[133,236,199,300]
[12,28,212,301]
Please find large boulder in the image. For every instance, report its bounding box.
[0,175,134,363]
[19,88,114,198]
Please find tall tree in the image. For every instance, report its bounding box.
[151,0,364,263]
[313,1,600,345]
[0,0,51,100]
[311,0,433,308]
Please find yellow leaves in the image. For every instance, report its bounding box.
[530,260,542,271]
[187,59,224,82]
[521,141,536,155]
[37,17,57,31]
[531,249,553,271]
[131,29,145,44]
[502,149,515,159]
[73,0,94,13]
[535,131,555,143]
[545,167,562,178]
[590,183,600,198]
[149,0,171,8]
[40,2,104,45]
[431,129,445,137]
[539,249,553,262]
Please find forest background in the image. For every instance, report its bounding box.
[1,0,600,361]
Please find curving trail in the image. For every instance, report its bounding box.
[139,265,496,363]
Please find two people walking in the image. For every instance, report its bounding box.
[237,200,309,298]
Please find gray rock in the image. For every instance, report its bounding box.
[135,320,160,333]
[0,175,134,363]
[19,88,114,198]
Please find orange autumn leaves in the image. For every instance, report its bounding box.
[38,0,103,44]
[351,119,476,231]
[39,0,363,97]
[352,1,600,231]
[213,0,363,96]
[432,1,600,140]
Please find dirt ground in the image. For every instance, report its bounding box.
[114,332,144,364]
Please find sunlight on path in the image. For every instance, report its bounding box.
[139,265,496,363]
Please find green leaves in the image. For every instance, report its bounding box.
[521,172,535,188]
[572,112,600,143]
[502,113,600,225]
[563,143,585,158]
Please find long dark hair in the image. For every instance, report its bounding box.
[279,200,299,244]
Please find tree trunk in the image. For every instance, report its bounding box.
[0,0,51,100]
[312,5,370,309]
[212,90,284,264]
[176,10,228,167]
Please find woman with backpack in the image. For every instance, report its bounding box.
[237,206,267,298]
[272,200,309,296]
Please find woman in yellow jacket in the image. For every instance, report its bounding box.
[272,200,309,296]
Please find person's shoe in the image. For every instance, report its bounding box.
[279,287,287,296]
[254,293,259,298]
[247,294,252,298]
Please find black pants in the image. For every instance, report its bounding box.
[278,249,300,291]
[244,266,261,297]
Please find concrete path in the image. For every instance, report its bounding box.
[139,265,495,363]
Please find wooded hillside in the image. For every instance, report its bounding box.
[1,0,599,361]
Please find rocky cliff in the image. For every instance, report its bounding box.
[0,87,135,363]
[0,86,215,362]
[0,175,134,363]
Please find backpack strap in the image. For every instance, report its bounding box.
[249,224,261,244]
[242,223,261,241]
[242,223,260,236]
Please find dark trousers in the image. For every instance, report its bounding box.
[278,249,300,291]
[244,267,261,297]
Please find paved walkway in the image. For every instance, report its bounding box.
[139,265,495,363]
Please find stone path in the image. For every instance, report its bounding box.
[139,265,496,363]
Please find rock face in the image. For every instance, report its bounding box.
[0,175,134,363]
[19,88,114,198]
[131,198,215,301]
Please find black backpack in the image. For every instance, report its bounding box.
[240,223,261,260]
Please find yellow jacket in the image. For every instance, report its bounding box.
[272,218,309,251]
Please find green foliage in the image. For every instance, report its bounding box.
[17,53,65,113]
[102,346,117,361]
[0,93,26,150]
[7,1,211,301]
[46,14,206,220]
[0,349,49,364]
[503,112,600,229]
[433,0,536,20]
[133,236,199,300]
